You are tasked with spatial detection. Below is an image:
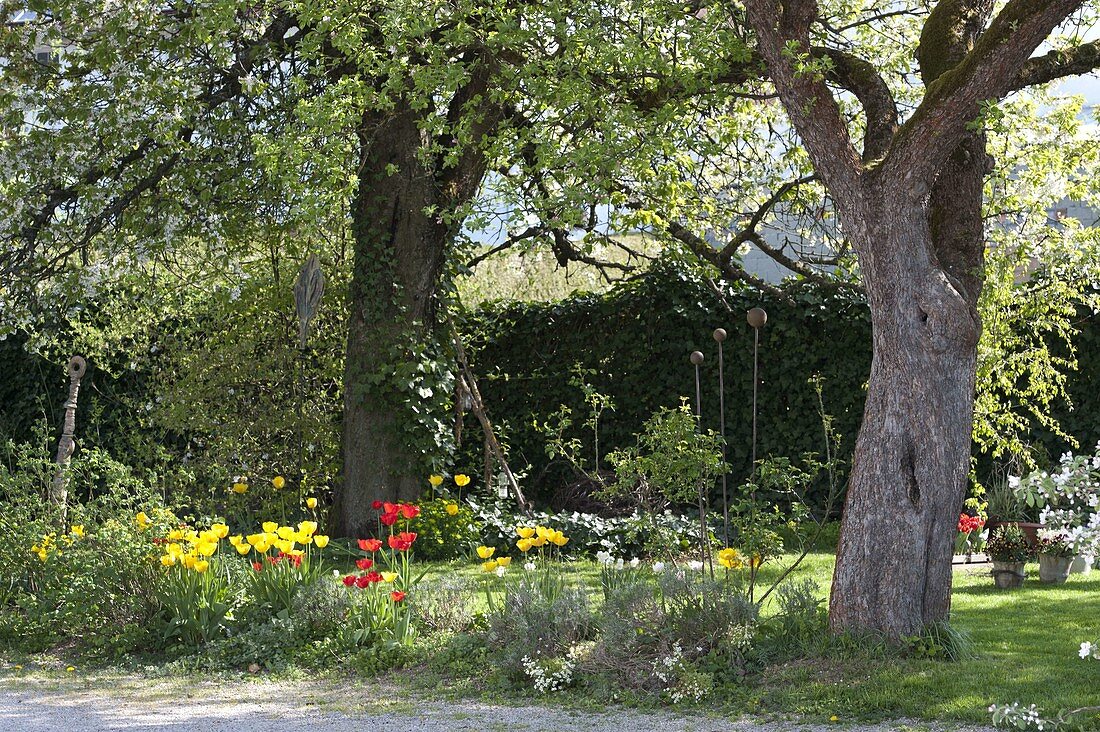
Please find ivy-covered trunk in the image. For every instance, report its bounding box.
[332,109,450,538]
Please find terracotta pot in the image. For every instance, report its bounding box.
[991,560,1026,589]
[1038,553,1073,584]
[988,521,1043,548]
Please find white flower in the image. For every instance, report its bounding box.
[652,561,665,573]
[1080,641,1094,659]
[629,557,641,568]
[495,566,507,577]
[688,560,704,571]
[615,558,624,570]
[524,562,536,572]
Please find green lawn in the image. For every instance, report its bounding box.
[414,553,1100,726]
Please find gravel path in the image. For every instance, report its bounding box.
[0,676,995,732]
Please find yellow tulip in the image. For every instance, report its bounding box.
[34,548,48,561]
[194,560,210,573]
[516,526,535,539]
[295,532,313,545]
[210,523,230,539]
[297,521,318,536]
[181,554,197,569]
[275,539,293,554]
[196,541,218,557]
[168,529,184,541]
[454,474,471,487]
[314,535,330,548]
[476,545,495,559]
[551,534,569,547]
[232,482,249,494]
[429,475,444,487]
[262,521,278,534]
[286,548,305,558]
[535,526,552,539]
[496,556,512,567]
[531,535,547,548]
[70,524,85,538]
[277,526,296,541]
[229,534,243,546]
[445,503,459,516]
[272,475,286,489]
[516,538,534,552]
[246,533,264,546]
[381,571,398,582]
[235,543,251,555]
[135,512,150,530]
[481,560,498,572]
[160,554,176,566]
[199,529,219,544]
[254,539,272,553]
[306,497,318,509]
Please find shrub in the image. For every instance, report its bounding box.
[487,572,594,679]
[411,497,481,560]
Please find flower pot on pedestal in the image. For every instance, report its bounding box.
[991,561,1026,589]
[1038,553,1073,584]
[1070,554,1095,575]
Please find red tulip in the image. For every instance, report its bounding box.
[356,558,374,570]
[399,504,420,520]
[252,561,263,572]
[354,574,371,589]
[342,575,356,587]
[383,502,398,515]
[388,531,417,551]
[380,512,399,527]
[391,591,406,603]
[363,571,382,584]
[371,500,383,510]
[358,538,383,552]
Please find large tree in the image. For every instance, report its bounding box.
[734,0,1100,636]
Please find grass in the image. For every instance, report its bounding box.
[409,553,1099,727]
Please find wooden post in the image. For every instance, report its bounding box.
[52,356,86,528]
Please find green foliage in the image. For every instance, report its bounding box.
[986,525,1035,563]
[460,264,872,510]
[603,402,729,510]
[0,441,166,657]
[412,498,481,561]
[487,573,594,679]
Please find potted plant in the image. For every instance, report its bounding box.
[1014,450,1100,575]
[1036,529,1076,584]
[986,524,1032,589]
[986,478,1042,547]
[955,512,986,562]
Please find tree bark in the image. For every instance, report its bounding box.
[333,108,451,538]
[828,0,992,638]
[828,189,981,637]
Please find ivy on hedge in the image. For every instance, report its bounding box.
[456,264,874,511]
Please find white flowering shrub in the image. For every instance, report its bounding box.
[1012,448,1100,557]
[989,637,1099,729]
[522,653,577,693]
[653,642,712,703]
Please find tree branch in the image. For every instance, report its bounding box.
[745,0,865,209]
[1012,39,1100,89]
[884,0,1084,196]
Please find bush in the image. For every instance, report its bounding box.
[487,572,594,679]
[0,442,166,657]
[587,566,759,691]
[411,498,481,560]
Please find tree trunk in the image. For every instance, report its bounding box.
[333,109,450,538]
[828,181,983,638]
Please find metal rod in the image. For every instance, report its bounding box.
[752,325,759,471]
[714,328,729,547]
[689,351,711,576]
